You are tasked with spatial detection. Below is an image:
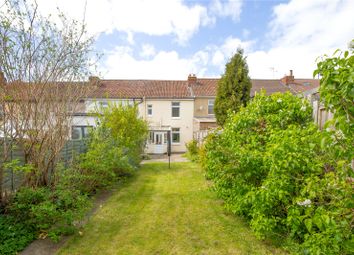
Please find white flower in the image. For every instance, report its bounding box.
[277,99,282,103]
[297,199,311,207]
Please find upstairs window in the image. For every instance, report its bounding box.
[208,99,215,115]
[171,102,180,118]
[147,104,153,116]
[172,128,180,143]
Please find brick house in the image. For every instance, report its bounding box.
[72,71,319,153]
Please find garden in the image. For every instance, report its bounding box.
[0,104,148,255]
[197,48,354,254]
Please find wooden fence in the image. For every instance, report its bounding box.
[193,129,213,145]
[0,139,87,196]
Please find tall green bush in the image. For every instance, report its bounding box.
[214,48,251,126]
[201,92,353,254]
[67,103,148,193]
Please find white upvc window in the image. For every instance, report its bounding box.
[71,126,92,140]
[171,102,180,118]
[99,101,108,108]
[148,131,154,144]
[208,99,215,115]
[147,104,153,116]
[171,128,180,144]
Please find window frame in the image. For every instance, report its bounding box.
[171,102,180,118]
[208,99,215,115]
[71,126,92,140]
[147,104,153,116]
[99,101,109,108]
[171,127,180,144]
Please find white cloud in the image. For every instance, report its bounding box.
[19,0,353,80]
[32,0,212,43]
[140,44,156,58]
[246,0,354,78]
[210,0,243,21]
[101,36,253,79]
[212,51,224,66]
[209,36,254,73]
[102,46,210,80]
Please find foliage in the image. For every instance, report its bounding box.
[65,103,148,194]
[314,47,354,161]
[214,48,252,126]
[201,92,353,254]
[0,184,90,254]
[185,139,200,162]
[0,215,36,255]
[7,186,90,241]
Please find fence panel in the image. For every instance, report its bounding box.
[193,130,212,145]
[1,139,87,198]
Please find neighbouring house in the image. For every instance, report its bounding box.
[72,78,194,154]
[72,71,319,154]
[0,70,319,154]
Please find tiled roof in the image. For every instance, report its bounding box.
[191,79,218,96]
[251,79,290,96]
[89,80,191,99]
[86,77,319,99]
[287,79,320,94]
[192,79,291,97]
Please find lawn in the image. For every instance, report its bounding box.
[58,162,286,255]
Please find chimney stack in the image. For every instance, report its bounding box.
[89,76,100,86]
[187,74,197,86]
[281,70,295,85]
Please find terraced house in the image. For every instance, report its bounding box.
[72,71,319,154]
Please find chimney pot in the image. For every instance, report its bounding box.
[187,73,197,86]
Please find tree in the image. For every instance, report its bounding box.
[214,48,251,126]
[0,0,97,191]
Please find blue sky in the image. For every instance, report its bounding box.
[17,0,354,79]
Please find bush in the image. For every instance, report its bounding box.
[7,186,90,242]
[201,91,353,254]
[67,103,148,194]
[185,139,200,162]
[0,215,36,255]
[0,96,148,255]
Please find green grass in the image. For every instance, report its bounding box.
[58,162,286,255]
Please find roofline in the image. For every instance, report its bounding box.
[85,97,194,100]
[86,97,143,100]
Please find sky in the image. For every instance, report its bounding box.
[5,0,354,80]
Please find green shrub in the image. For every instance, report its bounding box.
[7,186,90,242]
[0,215,36,255]
[201,91,353,254]
[185,139,200,162]
[70,103,148,194]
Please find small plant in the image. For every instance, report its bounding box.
[185,139,200,162]
[7,186,90,242]
[0,215,36,255]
